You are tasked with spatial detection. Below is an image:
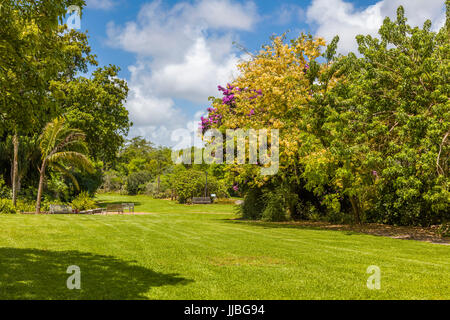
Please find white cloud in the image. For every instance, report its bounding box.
[306,0,446,54]
[86,0,117,10]
[107,0,257,146]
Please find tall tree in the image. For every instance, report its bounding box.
[56,65,130,164]
[0,0,91,205]
[304,5,449,225]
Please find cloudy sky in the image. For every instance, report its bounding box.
[78,0,446,147]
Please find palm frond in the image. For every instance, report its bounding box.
[47,151,94,173]
[50,163,80,191]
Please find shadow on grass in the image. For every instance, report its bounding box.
[221,219,362,235]
[0,248,193,300]
[95,201,143,208]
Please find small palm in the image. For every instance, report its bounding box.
[36,117,93,213]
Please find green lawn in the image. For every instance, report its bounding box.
[0,193,448,300]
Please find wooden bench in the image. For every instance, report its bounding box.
[80,208,104,215]
[122,203,135,213]
[50,204,73,214]
[192,197,212,204]
[105,204,124,214]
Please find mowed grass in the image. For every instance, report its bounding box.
[0,194,448,300]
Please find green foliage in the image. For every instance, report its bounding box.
[0,177,11,199]
[262,191,288,222]
[101,170,125,193]
[61,65,130,163]
[71,191,96,211]
[0,1,93,137]
[318,5,450,226]
[145,175,172,199]
[0,199,17,214]
[173,170,205,204]
[15,200,35,213]
[0,1,129,210]
[36,117,94,213]
[72,161,104,197]
[234,4,450,226]
[240,187,266,220]
[126,171,153,195]
[46,172,70,202]
[172,170,228,204]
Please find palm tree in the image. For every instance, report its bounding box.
[36,117,93,213]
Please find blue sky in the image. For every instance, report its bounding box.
[73,0,446,147]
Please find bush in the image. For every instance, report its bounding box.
[145,175,173,198]
[240,187,266,220]
[262,191,288,222]
[126,170,153,195]
[71,191,96,211]
[72,162,104,197]
[16,200,35,213]
[101,170,125,192]
[366,180,450,226]
[47,172,69,201]
[0,199,17,214]
[173,170,229,204]
[0,177,11,199]
[41,198,66,212]
[174,170,204,204]
[296,201,321,221]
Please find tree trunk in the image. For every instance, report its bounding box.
[349,196,362,225]
[36,161,47,214]
[12,133,19,206]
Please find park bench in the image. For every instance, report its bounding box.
[105,204,124,214]
[122,203,135,213]
[49,204,73,214]
[192,197,212,204]
[79,208,104,215]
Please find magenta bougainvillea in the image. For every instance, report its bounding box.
[199,83,263,133]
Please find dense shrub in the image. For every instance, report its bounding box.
[240,187,266,220]
[0,177,11,199]
[101,170,125,192]
[72,162,104,197]
[174,170,206,204]
[0,199,17,214]
[46,172,69,201]
[145,175,172,198]
[146,181,173,199]
[71,191,96,211]
[367,180,450,226]
[262,191,288,222]
[173,170,228,204]
[126,170,153,195]
[16,200,35,213]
